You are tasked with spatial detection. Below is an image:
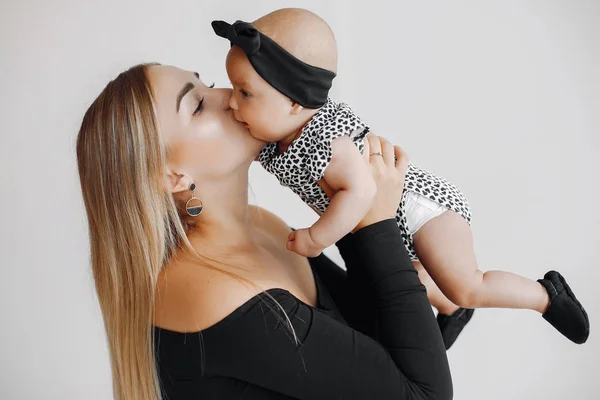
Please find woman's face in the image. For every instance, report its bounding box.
[147,65,265,183]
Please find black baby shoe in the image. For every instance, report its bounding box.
[437,308,475,350]
[538,271,589,344]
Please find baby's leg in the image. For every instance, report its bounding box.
[414,210,550,312]
[415,261,475,349]
[413,261,459,315]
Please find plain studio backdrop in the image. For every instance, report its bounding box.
[1,0,598,398]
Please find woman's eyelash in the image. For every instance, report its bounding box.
[192,83,214,115]
[194,97,205,115]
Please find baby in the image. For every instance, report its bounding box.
[212,8,589,349]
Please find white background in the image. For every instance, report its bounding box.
[1,0,598,398]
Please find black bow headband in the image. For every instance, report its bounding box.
[212,20,336,109]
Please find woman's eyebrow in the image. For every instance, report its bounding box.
[176,82,195,112]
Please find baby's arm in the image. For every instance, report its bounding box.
[287,136,376,257]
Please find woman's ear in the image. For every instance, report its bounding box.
[290,101,305,116]
[166,169,193,194]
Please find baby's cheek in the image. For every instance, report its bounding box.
[243,103,259,121]
[253,117,278,141]
[246,107,264,125]
[252,120,272,140]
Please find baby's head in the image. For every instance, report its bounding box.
[223,8,338,143]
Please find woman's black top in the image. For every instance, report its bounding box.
[154,219,452,399]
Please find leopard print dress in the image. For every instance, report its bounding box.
[258,98,472,260]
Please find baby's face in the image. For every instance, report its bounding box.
[225,46,300,143]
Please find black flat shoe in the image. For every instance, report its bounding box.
[437,308,475,350]
[538,270,589,344]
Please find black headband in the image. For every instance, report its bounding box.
[212,20,336,109]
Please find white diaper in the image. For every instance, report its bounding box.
[404,191,447,235]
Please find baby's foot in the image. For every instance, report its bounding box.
[436,308,475,350]
[538,271,589,344]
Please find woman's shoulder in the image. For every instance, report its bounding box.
[153,256,254,333]
[153,206,294,334]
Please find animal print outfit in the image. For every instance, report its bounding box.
[258,98,472,260]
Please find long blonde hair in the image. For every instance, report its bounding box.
[77,64,298,399]
[77,63,186,399]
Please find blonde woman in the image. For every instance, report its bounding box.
[76,64,452,399]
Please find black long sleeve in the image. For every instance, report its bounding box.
[155,219,452,399]
[347,220,452,397]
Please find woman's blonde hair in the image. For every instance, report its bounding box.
[77,64,298,399]
[77,63,186,399]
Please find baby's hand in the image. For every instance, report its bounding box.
[286,228,325,258]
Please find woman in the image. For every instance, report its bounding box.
[77,63,452,399]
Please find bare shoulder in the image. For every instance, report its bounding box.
[153,254,258,333]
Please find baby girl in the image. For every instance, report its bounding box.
[212,8,589,349]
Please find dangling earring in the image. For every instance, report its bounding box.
[185,183,203,217]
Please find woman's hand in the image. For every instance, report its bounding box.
[353,134,409,232]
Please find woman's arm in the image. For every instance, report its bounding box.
[334,135,452,395]
[350,219,452,395]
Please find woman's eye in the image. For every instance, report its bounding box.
[240,90,250,98]
[193,97,205,115]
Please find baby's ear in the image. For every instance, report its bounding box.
[290,101,304,116]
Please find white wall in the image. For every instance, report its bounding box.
[1,0,598,398]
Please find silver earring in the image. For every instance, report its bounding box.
[185,183,203,217]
